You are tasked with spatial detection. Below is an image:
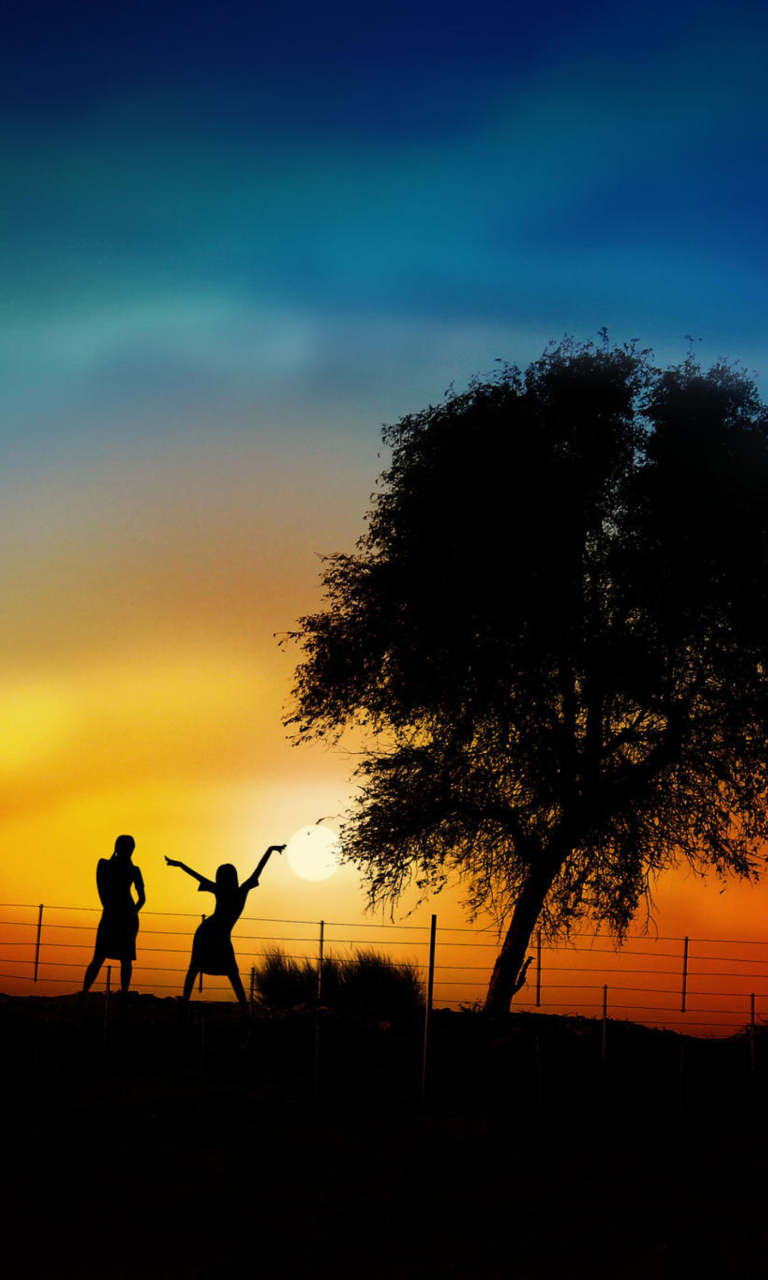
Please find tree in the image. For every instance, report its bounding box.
[287,340,768,1013]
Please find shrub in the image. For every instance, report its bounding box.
[337,948,424,1019]
[252,948,317,1008]
[253,946,424,1018]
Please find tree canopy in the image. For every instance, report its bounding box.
[288,340,768,1012]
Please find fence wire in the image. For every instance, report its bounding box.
[2,900,768,1037]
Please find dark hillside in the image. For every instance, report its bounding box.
[2,995,767,1279]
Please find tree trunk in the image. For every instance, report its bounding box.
[484,854,565,1015]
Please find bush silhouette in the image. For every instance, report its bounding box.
[253,947,327,1007]
[253,946,423,1018]
[338,949,423,1019]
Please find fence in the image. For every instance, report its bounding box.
[1,899,768,1040]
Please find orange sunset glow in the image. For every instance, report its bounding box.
[3,450,768,1040]
[1,414,768,1033]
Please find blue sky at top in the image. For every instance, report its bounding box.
[2,0,767,459]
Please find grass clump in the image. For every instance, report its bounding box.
[338,949,424,1019]
[252,948,335,1009]
[253,946,424,1019]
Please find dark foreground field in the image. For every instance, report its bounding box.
[2,994,768,1279]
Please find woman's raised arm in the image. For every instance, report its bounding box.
[241,845,286,892]
[165,857,206,884]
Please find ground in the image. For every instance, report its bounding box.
[2,995,766,1279]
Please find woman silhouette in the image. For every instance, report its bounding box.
[166,845,285,1010]
[81,834,145,999]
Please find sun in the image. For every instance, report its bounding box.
[286,824,342,881]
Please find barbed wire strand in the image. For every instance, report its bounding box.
[4,900,768,1034]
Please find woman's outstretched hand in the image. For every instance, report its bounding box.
[165,857,180,868]
[269,844,287,855]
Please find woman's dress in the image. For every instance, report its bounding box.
[95,856,143,961]
[190,881,248,975]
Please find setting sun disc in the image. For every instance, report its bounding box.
[286,824,341,881]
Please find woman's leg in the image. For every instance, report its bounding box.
[82,949,106,994]
[120,960,132,994]
[182,966,198,1002]
[229,967,248,1012]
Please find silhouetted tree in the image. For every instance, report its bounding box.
[287,340,768,1013]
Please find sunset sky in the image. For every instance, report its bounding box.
[3,1,768,1013]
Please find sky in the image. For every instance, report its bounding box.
[2,0,768,1014]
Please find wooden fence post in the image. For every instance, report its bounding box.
[199,915,205,993]
[103,965,111,1043]
[200,1008,206,1093]
[33,904,44,982]
[751,993,756,1073]
[420,914,437,1103]
[313,920,325,1094]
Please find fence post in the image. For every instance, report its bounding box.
[33,904,44,982]
[751,993,756,1073]
[200,1008,206,1094]
[420,914,437,1103]
[249,966,255,1018]
[313,920,325,1094]
[103,965,111,1044]
[678,1037,685,1116]
[199,915,205,993]
[536,930,542,1008]
[601,984,608,1062]
[681,936,689,1013]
